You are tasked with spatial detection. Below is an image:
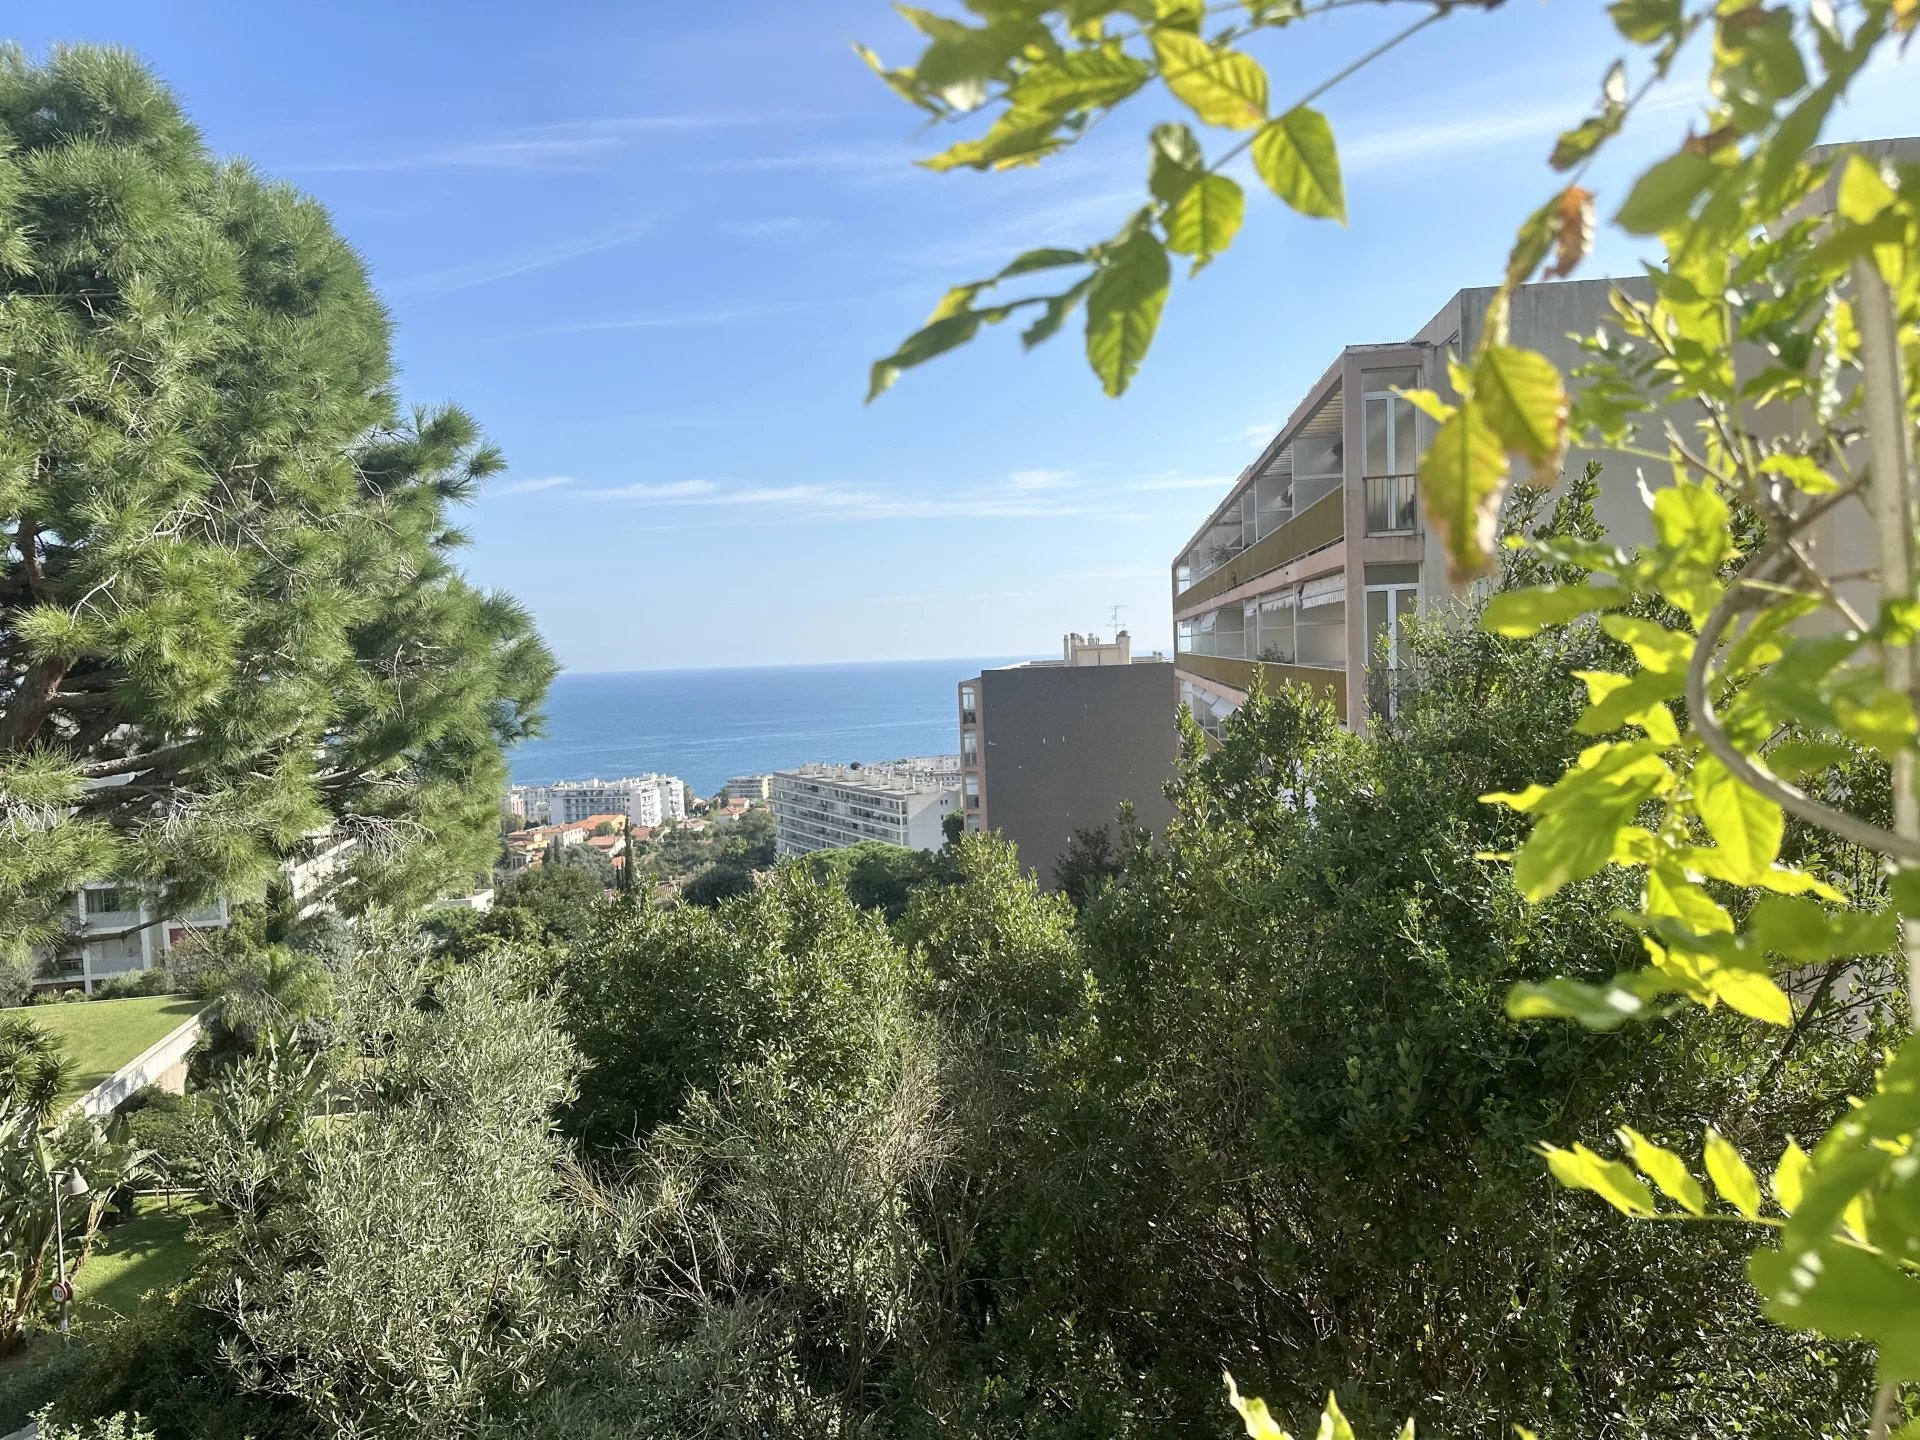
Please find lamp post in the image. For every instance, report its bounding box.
[49,1166,89,1335]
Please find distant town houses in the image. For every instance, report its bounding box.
[506,774,687,828]
[770,757,962,860]
[721,774,772,804]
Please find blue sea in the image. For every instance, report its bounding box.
[507,658,1034,797]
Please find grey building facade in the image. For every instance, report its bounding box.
[959,633,1177,887]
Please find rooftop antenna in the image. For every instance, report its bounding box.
[1108,604,1130,632]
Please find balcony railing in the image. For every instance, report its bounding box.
[1174,653,1347,722]
[1175,489,1344,611]
[1364,473,1419,535]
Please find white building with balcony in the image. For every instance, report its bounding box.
[770,758,961,859]
[1173,277,1679,737]
[38,885,232,993]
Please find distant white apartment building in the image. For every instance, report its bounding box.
[722,774,772,804]
[770,758,962,860]
[511,775,686,828]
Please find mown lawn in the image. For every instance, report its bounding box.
[0,1196,209,1430]
[7,995,203,1105]
[74,1197,209,1325]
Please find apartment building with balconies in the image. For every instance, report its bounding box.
[36,884,232,993]
[770,758,961,859]
[1172,277,1673,737]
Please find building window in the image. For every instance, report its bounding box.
[84,887,126,915]
[959,684,977,725]
[962,732,977,765]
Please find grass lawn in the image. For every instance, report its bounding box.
[74,1197,210,1325]
[6,995,203,1105]
[0,1197,209,1430]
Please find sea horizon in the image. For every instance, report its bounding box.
[507,655,1039,796]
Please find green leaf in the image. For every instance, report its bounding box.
[1250,106,1345,221]
[1574,667,1684,737]
[1598,614,1692,674]
[1650,480,1733,569]
[1703,1127,1762,1218]
[1608,0,1682,43]
[1618,1125,1707,1215]
[1507,972,1678,1030]
[868,311,982,401]
[1575,672,1679,743]
[1421,403,1507,586]
[1614,150,1721,235]
[1148,121,1207,203]
[1022,275,1095,349]
[1693,753,1784,883]
[1750,1240,1920,1382]
[1511,742,1672,901]
[1164,173,1246,268]
[1151,30,1268,130]
[1757,452,1839,494]
[1084,228,1171,397]
[1749,895,1897,963]
[1482,583,1622,638]
[1772,1141,1810,1214]
[923,106,1066,172]
[1833,690,1918,761]
[1542,1141,1657,1217]
[1473,346,1568,485]
[1012,43,1153,114]
[997,247,1089,278]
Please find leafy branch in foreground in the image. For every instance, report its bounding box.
[862,0,1920,1425]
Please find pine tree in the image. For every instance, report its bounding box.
[0,46,555,988]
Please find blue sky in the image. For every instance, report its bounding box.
[14,2,1916,671]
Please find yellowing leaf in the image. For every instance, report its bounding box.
[1473,346,1568,487]
[1226,1372,1291,1440]
[1316,1393,1356,1440]
[1703,1127,1762,1218]
[1546,184,1596,279]
[1165,173,1246,268]
[1151,30,1268,129]
[1618,1125,1707,1215]
[1421,403,1507,586]
[1542,1141,1658,1217]
[1084,228,1171,397]
[1251,106,1345,221]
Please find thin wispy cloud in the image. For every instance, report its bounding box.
[718,216,838,240]
[390,222,652,299]
[295,113,812,174]
[688,143,919,182]
[577,476,1106,523]
[1007,468,1075,491]
[584,479,724,501]
[531,301,816,336]
[493,475,574,497]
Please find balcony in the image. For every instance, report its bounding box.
[1175,653,1347,722]
[1364,473,1419,535]
[1175,489,1344,612]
